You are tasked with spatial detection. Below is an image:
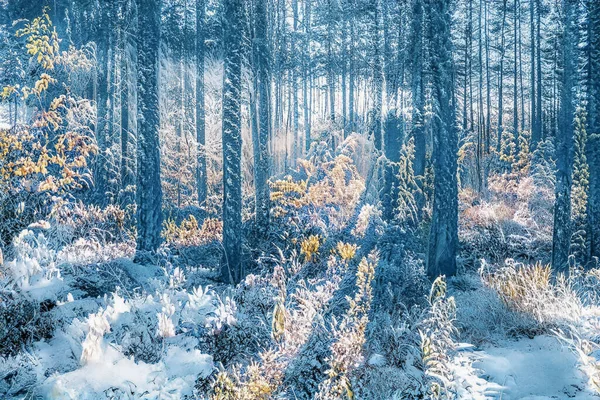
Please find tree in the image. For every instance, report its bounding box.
[409,0,426,178]
[135,0,163,258]
[381,111,403,221]
[221,0,244,283]
[427,0,459,278]
[196,0,207,207]
[370,0,383,151]
[571,108,588,263]
[587,0,600,262]
[254,0,271,235]
[552,0,577,271]
[93,0,117,205]
[497,0,508,152]
[120,0,137,206]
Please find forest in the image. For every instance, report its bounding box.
[0,0,599,398]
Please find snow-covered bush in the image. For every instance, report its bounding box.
[0,10,96,248]
[49,201,131,246]
[481,259,582,326]
[316,252,378,400]
[80,308,111,364]
[416,277,457,399]
[270,148,366,238]
[162,215,223,248]
[5,229,60,291]
[460,172,554,268]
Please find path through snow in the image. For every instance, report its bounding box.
[453,335,596,399]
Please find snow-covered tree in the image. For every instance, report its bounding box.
[135,0,163,257]
[426,0,459,278]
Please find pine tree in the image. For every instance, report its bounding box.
[135,0,163,257]
[427,0,459,278]
[571,107,589,263]
[512,130,531,177]
[93,0,117,205]
[221,0,244,283]
[370,0,383,151]
[381,111,403,221]
[587,0,600,262]
[409,0,427,179]
[552,0,578,271]
[196,0,207,207]
[396,137,420,226]
[254,0,271,235]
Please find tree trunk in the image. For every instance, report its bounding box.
[120,0,136,206]
[303,0,312,152]
[530,0,540,147]
[587,0,600,262]
[411,0,426,178]
[497,0,507,152]
[221,0,244,283]
[371,0,383,151]
[552,0,577,271]
[135,0,163,257]
[292,0,299,160]
[255,0,271,236]
[513,0,519,139]
[427,0,459,278]
[196,0,207,207]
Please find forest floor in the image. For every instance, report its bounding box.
[449,268,600,400]
[453,335,591,399]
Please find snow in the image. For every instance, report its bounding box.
[453,335,594,399]
[41,344,212,399]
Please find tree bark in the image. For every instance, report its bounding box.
[135,0,163,257]
[221,0,244,283]
[427,0,459,278]
[552,0,577,271]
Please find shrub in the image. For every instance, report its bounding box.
[162,215,223,248]
[0,9,96,247]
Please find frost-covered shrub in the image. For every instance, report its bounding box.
[460,173,554,268]
[452,273,537,343]
[203,286,271,366]
[270,150,366,237]
[0,292,55,357]
[57,238,133,267]
[204,249,355,399]
[351,204,383,239]
[162,215,223,248]
[416,277,457,399]
[316,252,378,400]
[481,259,582,326]
[0,10,96,248]
[4,229,60,291]
[49,200,131,245]
[374,245,429,310]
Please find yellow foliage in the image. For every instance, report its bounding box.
[210,371,239,400]
[16,8,60,70]
[162,216,223,247]
[335,242,358,261]
[300,235,321,262]
[0,11,97,196]
[272,300,286,342]
[483,262,551,308]
[270,155,365,230]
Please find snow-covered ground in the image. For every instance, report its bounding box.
[454,336,595,399]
